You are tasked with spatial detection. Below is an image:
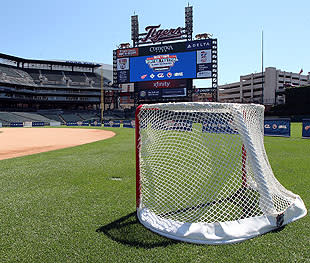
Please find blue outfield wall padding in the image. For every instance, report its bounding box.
[104,120,120,128]
[91,120,102,126]
[123,120,135,128]
[66,122,78,126]
[202,121,237,134]
[264,119,291,137]
[302,119,310,138]
[148,120,192,131]
[82,121,89,126]
[32,122,45,127]
[10,122,23,127]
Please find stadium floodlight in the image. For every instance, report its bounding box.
[135,102,307,244]
[131,15,139,47]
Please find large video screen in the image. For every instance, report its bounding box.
[132,50,212,83]
[114,39,217,86]
[130,51,195,82]
[116,50,212,83]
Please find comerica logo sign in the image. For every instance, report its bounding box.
[149,45,173,53]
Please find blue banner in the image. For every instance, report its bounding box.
[201,114,237,134]
[66,122,78,126]
[123,120,135,128]
[302,119,310,138]
[185,39,213,50]
[104,120,120,128]
[91,120,102,127]
[152,120,192,132]
[32,122,45,127]
[82,121,89,126]
[264,119,290,137]
[10,122,23,127]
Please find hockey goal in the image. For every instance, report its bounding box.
[135,102,307,244]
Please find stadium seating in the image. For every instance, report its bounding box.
[0,111,63,126]
[60,113,83,122]
[39,113,63,123]
[0,64,35,85]
[77,112,100,121]
[0,64,21,78]
[26,69,42,83]
[12,112,53,122]
[64,72,87,83]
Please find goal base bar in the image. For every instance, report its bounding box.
[137,196,306,245]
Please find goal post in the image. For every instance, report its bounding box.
[135,102,307,244]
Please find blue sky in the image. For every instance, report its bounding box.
[1,0,309,85]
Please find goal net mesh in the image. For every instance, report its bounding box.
[136,103,306,244]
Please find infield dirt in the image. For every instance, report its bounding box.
[0,128,115,160]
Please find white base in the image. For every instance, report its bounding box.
[137,196,307,244]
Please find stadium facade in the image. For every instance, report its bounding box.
[218,67,310,106]
[0,53,117,111]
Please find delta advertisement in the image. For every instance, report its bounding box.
[129,50,212,82]
[264,119,291,137]
[302,119,310,138]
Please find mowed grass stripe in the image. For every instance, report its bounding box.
[0,124,309,263]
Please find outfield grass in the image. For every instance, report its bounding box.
[0,124,309,262]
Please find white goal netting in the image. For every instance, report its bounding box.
[136,102,307,244]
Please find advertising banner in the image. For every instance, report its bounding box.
[117,70,130,83]
[32,122,45,127]
[66,122,78,126]
[152,120,192,131]
[117,48,139,58]
[138,41,187,56]
[123,120,135,128]
[302,119,310,138]
[264,119,290,137]
[24,122,32,127]
[117,58,129,70]
[104,120,120,128]
[135,79,187,89]
[185,39,213,51]
[202,119,238,134]
[139,88,187,99]
[50,121,61,126]
[0,122,2,128]
[10,122,23,127]
[91,120,102,127]
[82,121,89,126]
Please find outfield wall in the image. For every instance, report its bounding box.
[3,119,309,139]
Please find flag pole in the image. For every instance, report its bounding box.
[261,30,264,105]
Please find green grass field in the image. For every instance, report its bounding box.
[0,123,309,262]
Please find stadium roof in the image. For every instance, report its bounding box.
[0,53,101,68]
